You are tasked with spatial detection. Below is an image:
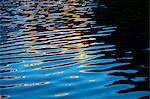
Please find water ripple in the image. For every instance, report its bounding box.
[0,0,149,99]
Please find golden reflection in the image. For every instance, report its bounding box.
[24,26,40,54]
[55,93,69,97]
[79,70,93,73]
[79,60,87,62]
[26,49,39,53]
[20,1,47,56]
[24,63,37,67]
[60,48,67,54]
[73,54,89,59]
[34,68,42,70]
[64,36,82,40]
[20,0,96,68]
[56,0,93,63]
[48,27,57,31]
[69,76,79,79]
[50,45,61,49]
[36,60,43,64]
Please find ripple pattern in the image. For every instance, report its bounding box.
[0,0,149,99]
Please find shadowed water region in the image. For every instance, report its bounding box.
[0,0,149,99]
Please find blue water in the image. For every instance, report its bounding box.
[0,0,149,99]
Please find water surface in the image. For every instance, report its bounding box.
[0,0,149,99]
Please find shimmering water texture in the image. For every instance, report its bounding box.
[0,0,149,99]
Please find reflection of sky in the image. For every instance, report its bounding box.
[0,0,149,98]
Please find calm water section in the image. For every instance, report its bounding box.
[0,0,149,99]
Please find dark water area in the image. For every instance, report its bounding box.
[0,0,149,99]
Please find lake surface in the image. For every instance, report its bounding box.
[0,0,149,99]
